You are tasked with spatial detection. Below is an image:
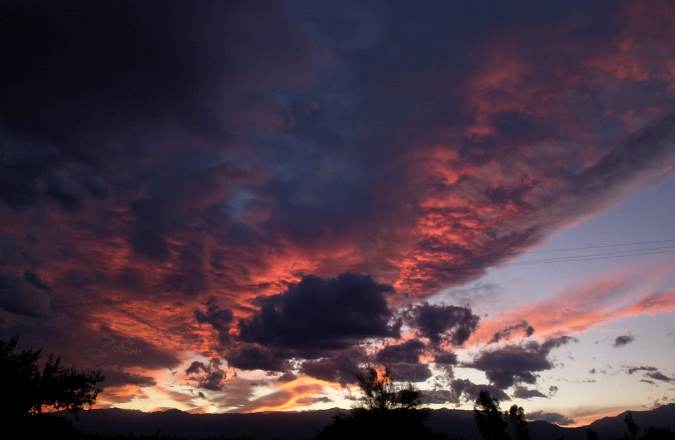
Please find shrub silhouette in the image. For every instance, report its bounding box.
[0,336,104,420]
[315,366,448,440]
[474,390,529,440]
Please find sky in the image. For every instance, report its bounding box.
[1,0,674,426]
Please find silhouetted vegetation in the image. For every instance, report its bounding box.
[1,336,103,434]
[3,336,675,440]
[315,366,448,439]
[625,412,640,440]
[474,390,528,440]
[0,336,104,416]
[621,411,675,440]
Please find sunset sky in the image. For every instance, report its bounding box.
[1,0,674,426]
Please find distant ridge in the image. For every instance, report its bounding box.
[64,403,675,440]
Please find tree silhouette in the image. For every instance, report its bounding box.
[355,365,421,411]
[0,336,104,419]
[625,411,640,440]
[316,366,448,440]
[474,390,529,440]
[507,404,529,440]
[474,390,510,440]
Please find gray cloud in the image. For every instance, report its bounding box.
[527,410,575,426]
[614,335,635,347]
[409,302,479,346]
[490,321,535,344]
[469,336,575,389]
[238,273,399,356]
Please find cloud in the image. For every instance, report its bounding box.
[373,339,432,382]
[238,273,399,356]
[185,358,227,391]
[408,302,479,346]
[468,336,575,389]
[512,387,547,399]
[434,351,458,365]
[527,411,575,426]
[646,371,674,383]
[490,321,535,344]
[451,379,510,403]
[0,271,51,317]
[226,345,288,372]
[419,389,455,404]
[194,297,233,345]
[614,335,635,347]
[625,365,674,383]
[301,349,367,385]
[301,348,367,386]
[1,0,674,411]
[472,271,675,344]
[375,339,426,364]
[237,377,337,413]
[627,366,659,375]
[101,370,156,388]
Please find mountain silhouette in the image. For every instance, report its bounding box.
[60,403,675,440]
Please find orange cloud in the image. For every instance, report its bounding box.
[471,271,675,344]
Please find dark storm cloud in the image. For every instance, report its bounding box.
[195,297,233,344]
[0,270,51,317]
[185,358,226,391]
[614,335,635,347]
[0,0,309,211]
[375,339,426,364]
[373,339,432,382]
[1,0,674,405]
[408,302,479,346]
[226,345,288,373]
[527,411,575,426]
[101,370,156,388]
[469,336,575,389]
[95,325,182,370]
[434,351,458,365]
[388,362,433,383]
[490,321,535,344]
[301,348,367,385]
[238,273,399,355]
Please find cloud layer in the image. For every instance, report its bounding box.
[1,0,674,411]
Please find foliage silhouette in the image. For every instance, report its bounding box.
[625,412,640,440]
[315,365,448,440]
[474,390,529,440]
[474,390,510,440]
[0,336,104,424]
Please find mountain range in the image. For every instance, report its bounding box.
[63,403,675,439]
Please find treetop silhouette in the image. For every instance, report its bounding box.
[0,336,104,419]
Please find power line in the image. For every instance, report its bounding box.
[517,238,675,255]
[509,248,675,267]
[511,244,675,265]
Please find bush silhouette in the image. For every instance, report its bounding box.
[316,366,448,440]
[0,336,104,420]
